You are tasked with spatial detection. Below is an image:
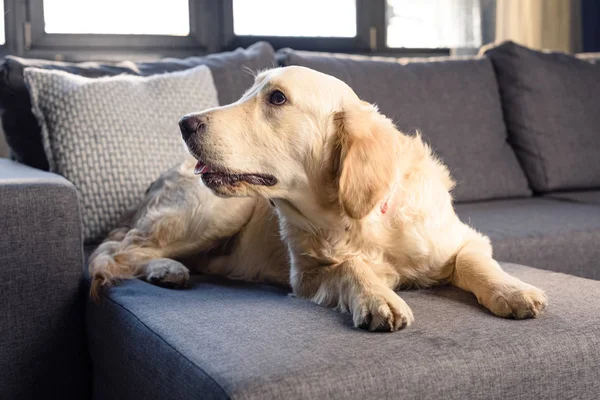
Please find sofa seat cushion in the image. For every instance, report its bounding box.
[484,41,600,192]
[544,190,600,205]
[279,50,530,203]
[87,264,600,400]
[455,198,600,279]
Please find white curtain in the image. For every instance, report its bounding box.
[495,0,582,53]
[387,0,482,48]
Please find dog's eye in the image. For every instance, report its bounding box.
[269,90,287,106]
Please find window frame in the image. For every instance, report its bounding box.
[25,0,219,53]
[221,0,374,52]
[6,0,451,60]
[222,0,449,55]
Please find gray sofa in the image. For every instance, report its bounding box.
[1,41,599,399]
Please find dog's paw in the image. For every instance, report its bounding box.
[144,259,190,289]
[353,288,414,332]
[486,283,547,319]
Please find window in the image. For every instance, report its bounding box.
[25,0,209,54]
[0,0,5,45]
[386,0,481,49]
[8,0,476,59]
[232,0,356,37]
[224,0,371,53]
[43,0,190,36]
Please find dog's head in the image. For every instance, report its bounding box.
[180,66,401,220]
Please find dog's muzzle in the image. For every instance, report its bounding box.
[179,114,207,142]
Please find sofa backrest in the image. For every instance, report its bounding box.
[0,42,277,171]
[4,41,597,200]
[278,49,531,203]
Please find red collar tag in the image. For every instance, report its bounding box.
[380,200,389,214]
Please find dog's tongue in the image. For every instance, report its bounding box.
[194,160,210,175]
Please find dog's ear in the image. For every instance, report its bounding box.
[335,102,399,219]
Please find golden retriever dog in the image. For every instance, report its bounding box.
[90,66,547,332]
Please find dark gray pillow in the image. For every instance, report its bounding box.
[279,50,531,203]
[0,42,275,170]
[484,41,600,192]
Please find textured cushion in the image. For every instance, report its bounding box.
[455,198,600,279]
[87,263,600,400]
[279,50,531,202]
[25,65,218,242]
[544,190,600,205]
[0,159,89,399]
[0,42,275,170]
[484,41,600,192]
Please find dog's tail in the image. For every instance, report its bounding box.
[89,223,163,301]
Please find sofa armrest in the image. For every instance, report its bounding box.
[0,159,90,398]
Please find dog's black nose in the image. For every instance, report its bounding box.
[179,115,206,141]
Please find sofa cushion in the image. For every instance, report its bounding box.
[279,50,531,202]
[484,41,600,192]
[87,263,600,400]
[455,198,600,279]
[544,190,600,205]
[25,65,218,243]
[0,160,89,399]
[0,42,275,170]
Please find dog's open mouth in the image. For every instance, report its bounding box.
[194,160,277,187]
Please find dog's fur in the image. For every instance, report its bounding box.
[90,66,547,331]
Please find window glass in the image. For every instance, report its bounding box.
[233,0,356,37]
[0,0,5,45]
[43,0,190,36]
[387,0,481,48]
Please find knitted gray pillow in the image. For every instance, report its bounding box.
[25,65,219,242]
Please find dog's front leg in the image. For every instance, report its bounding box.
[291,258,414,332]
[452,238,547,319]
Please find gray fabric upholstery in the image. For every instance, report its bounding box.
[544,190,600,205]
[25,65,218,242]
[455,198,600,279]
[0,42,275,170]
[88,263,600,400]
[279,50,531,202]
[0,159,89,398]
[484,41,600,192]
